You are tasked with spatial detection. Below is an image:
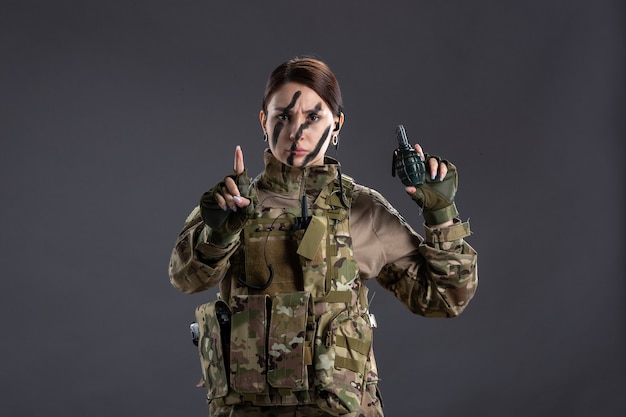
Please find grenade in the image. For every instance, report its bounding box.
[392,125,425,186]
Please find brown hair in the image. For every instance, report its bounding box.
[262,57,343,116]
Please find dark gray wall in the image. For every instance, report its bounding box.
[1,1,623,416]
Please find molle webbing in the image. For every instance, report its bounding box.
[242,214,303,295]
[205,173,375,409]
[233,174,358,304]
[229,294,268,394]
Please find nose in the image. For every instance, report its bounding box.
[288,115,306,141]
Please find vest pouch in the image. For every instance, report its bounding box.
[244,218,303,295]
[229,294,269,394]
[314,308,373,415]
[267,291,315,391]
[194,300,231,400]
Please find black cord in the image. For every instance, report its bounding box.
[237,212,295,291]
[336,165,349,209]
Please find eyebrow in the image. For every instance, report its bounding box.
[276,102,323,114]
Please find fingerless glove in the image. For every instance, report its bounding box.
[199,171,254,247]
[409,158,459,225]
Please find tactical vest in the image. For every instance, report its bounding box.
[194,173,377,415]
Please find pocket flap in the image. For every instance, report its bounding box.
[230,294,268,394]
[195,300,230,399]
[267,292,313,390]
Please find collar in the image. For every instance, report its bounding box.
[256,149,341,195]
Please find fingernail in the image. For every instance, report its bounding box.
[231,206,237,212]
[232,196,242,204]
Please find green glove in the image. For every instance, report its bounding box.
[409,157,459,225]
[199,171,254,247]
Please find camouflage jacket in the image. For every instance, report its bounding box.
[169,150,477,317]
[168,150,478,413]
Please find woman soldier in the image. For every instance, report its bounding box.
[169,57,478,417]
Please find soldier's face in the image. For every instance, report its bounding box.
[260,82,340,168]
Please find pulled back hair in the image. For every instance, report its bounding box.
[262,57,343,117]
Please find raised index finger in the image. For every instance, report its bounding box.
[234,145,245,175]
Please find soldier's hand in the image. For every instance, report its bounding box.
[214,146,251,211]
[405,144,459,226]
[199,146,254,245]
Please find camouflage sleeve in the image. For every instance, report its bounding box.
[168,206,239,294]
[351,187,478,318]
[381,220,477,317]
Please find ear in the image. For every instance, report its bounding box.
[259,110,267,133]
[333,112,345,132]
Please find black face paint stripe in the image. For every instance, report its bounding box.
[291,102,322,145]
[300,125,332,167]
[287,122,309,165]
[278,91,302,113]
[272,122,283,149]
[292,121,310,144]
[272,91,302,151]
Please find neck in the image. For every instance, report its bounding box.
[257,149,340,194]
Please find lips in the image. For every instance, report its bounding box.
[289,148,308,156]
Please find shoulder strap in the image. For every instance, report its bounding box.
[339,173,355,207]
[324,171,355,211]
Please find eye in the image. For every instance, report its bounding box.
[277,113,289,121]
[308,114,320,121]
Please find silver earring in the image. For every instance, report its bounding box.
[263,132,268,142]
[331,135,338,146]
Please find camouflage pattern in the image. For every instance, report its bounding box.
[313,309,373,414]
[230,294,268,393]
[195,300,230,400]
[369,187,478,318]
[168,206,237,294]
[209,381,382,417]
[203,155,376,415]
[267,292,313,391]
[168,150,478,416]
